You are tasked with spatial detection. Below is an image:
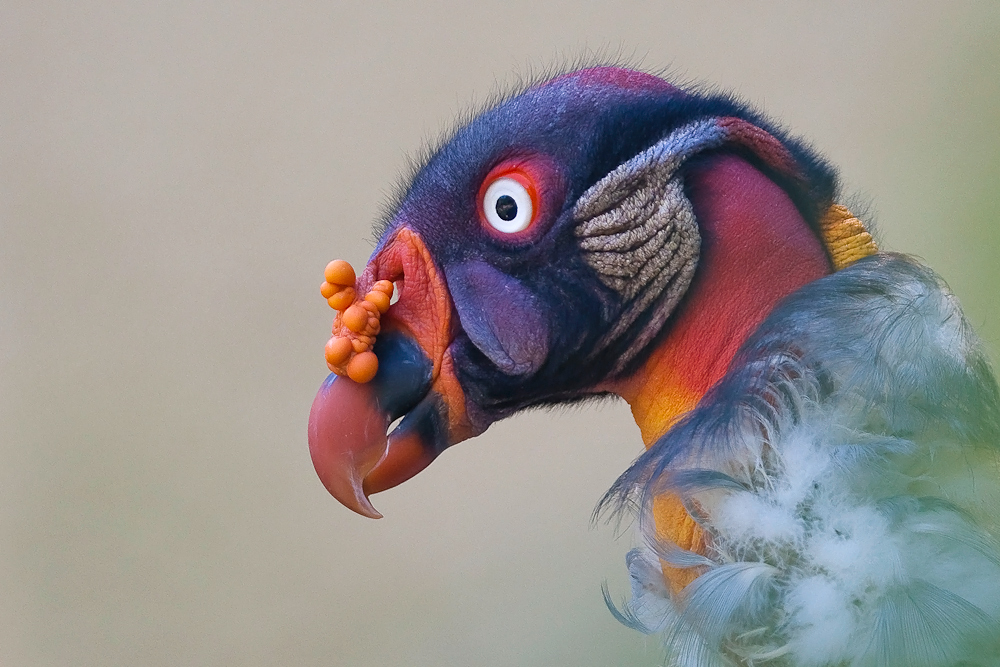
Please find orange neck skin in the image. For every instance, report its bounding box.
[607,155,832,593]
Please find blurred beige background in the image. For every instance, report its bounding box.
[2,2,998,666]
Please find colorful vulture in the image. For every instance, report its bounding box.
[308,67,1000,666]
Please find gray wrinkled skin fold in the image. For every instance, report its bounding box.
[573,119,726,371]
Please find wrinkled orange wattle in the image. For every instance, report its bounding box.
[320,259,395,384]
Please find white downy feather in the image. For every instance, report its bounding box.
[605,254,1000,666]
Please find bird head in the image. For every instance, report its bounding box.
[308,67,859,518]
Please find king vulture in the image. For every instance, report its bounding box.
[308,67,1000,666]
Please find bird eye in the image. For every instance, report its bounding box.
[482,175,535,234]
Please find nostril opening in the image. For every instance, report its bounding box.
[375,260,403,306]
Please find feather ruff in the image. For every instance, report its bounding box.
[603,253,1000,666]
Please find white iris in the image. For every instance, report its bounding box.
[482,177,533,233]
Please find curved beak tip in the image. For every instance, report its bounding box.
[311,453,386,519]
[312,452,384,519]
[340,482,384,520]
[308,374,390,520]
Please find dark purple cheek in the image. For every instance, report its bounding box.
[445,260,550,376]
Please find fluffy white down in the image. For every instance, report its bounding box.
[606,255,1000,667]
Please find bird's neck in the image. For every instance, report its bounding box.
[614,154,832,445]
[609,155,832,593]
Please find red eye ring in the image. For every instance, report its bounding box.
[478,162,541,236]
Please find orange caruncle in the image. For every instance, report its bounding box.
[320,260,394,384]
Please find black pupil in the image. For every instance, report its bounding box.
[495,195,518,221]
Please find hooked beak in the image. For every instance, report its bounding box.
[307,228,479,518]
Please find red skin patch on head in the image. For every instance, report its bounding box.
[543,66,682,95]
